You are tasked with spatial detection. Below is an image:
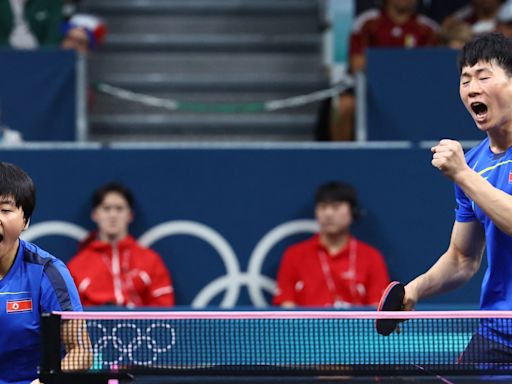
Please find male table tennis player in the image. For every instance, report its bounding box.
[400,33,512,363]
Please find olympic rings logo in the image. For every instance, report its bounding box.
[89,322,175,366]
[22,219,318,307]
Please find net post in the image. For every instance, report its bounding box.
[40,312,62,375]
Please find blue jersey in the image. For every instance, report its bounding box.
[0,239,82,384]
[454,137,512,345]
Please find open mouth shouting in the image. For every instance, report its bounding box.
[471,101,488,122]
[0,234,3,243]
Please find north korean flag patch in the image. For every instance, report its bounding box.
[7,299,33,313]
[509,170,512,184]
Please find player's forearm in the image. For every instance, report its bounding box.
[61,319,93,371]
[408,250,478,301]
[61,347,93,371]
[454,168,512,236]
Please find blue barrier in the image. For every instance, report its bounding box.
[0,50,76,141]
[366,48,485,142]
[2,147,484,307]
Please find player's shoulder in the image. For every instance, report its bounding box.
[463,138,490,165]
[352,8,381,33]
[21,239,57,266]
[21,239,70,276]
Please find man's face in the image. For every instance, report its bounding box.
[460,60,512,132]
[61,27,90,54]
[92,192,133,241]
[315,201,353,236]
[0,196,26,261]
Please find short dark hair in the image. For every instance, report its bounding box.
[92,182,134,209]
[315,181,359,219]
[0,162,36,222]
[458,32,512,76]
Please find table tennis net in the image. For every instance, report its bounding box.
[41,311,512,377]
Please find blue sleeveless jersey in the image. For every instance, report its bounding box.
[454,137,512,346]
[0,239,82,384]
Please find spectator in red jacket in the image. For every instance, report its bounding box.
[273,181,390,308]
[67,182,175,307]
[330,0,438,141]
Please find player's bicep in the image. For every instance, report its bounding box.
[449,220,485,270]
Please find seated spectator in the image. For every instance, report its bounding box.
[0,0,64,49]
[438,19,473,49]
[67,182,175,307]
[61,13,107,54]
[273,181,390,308]
[330,0,438,141]
[496,0,512,37]
[445,0,502,35]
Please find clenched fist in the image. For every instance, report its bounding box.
[431,139,470,181]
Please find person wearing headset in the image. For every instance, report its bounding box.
[272,181,390,308]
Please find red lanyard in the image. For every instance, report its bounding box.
[318,238,357,308]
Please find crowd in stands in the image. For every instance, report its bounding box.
[325,0,512,141]
[3,0,512,143]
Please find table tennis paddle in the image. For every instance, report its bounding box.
[375,281,405,336]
